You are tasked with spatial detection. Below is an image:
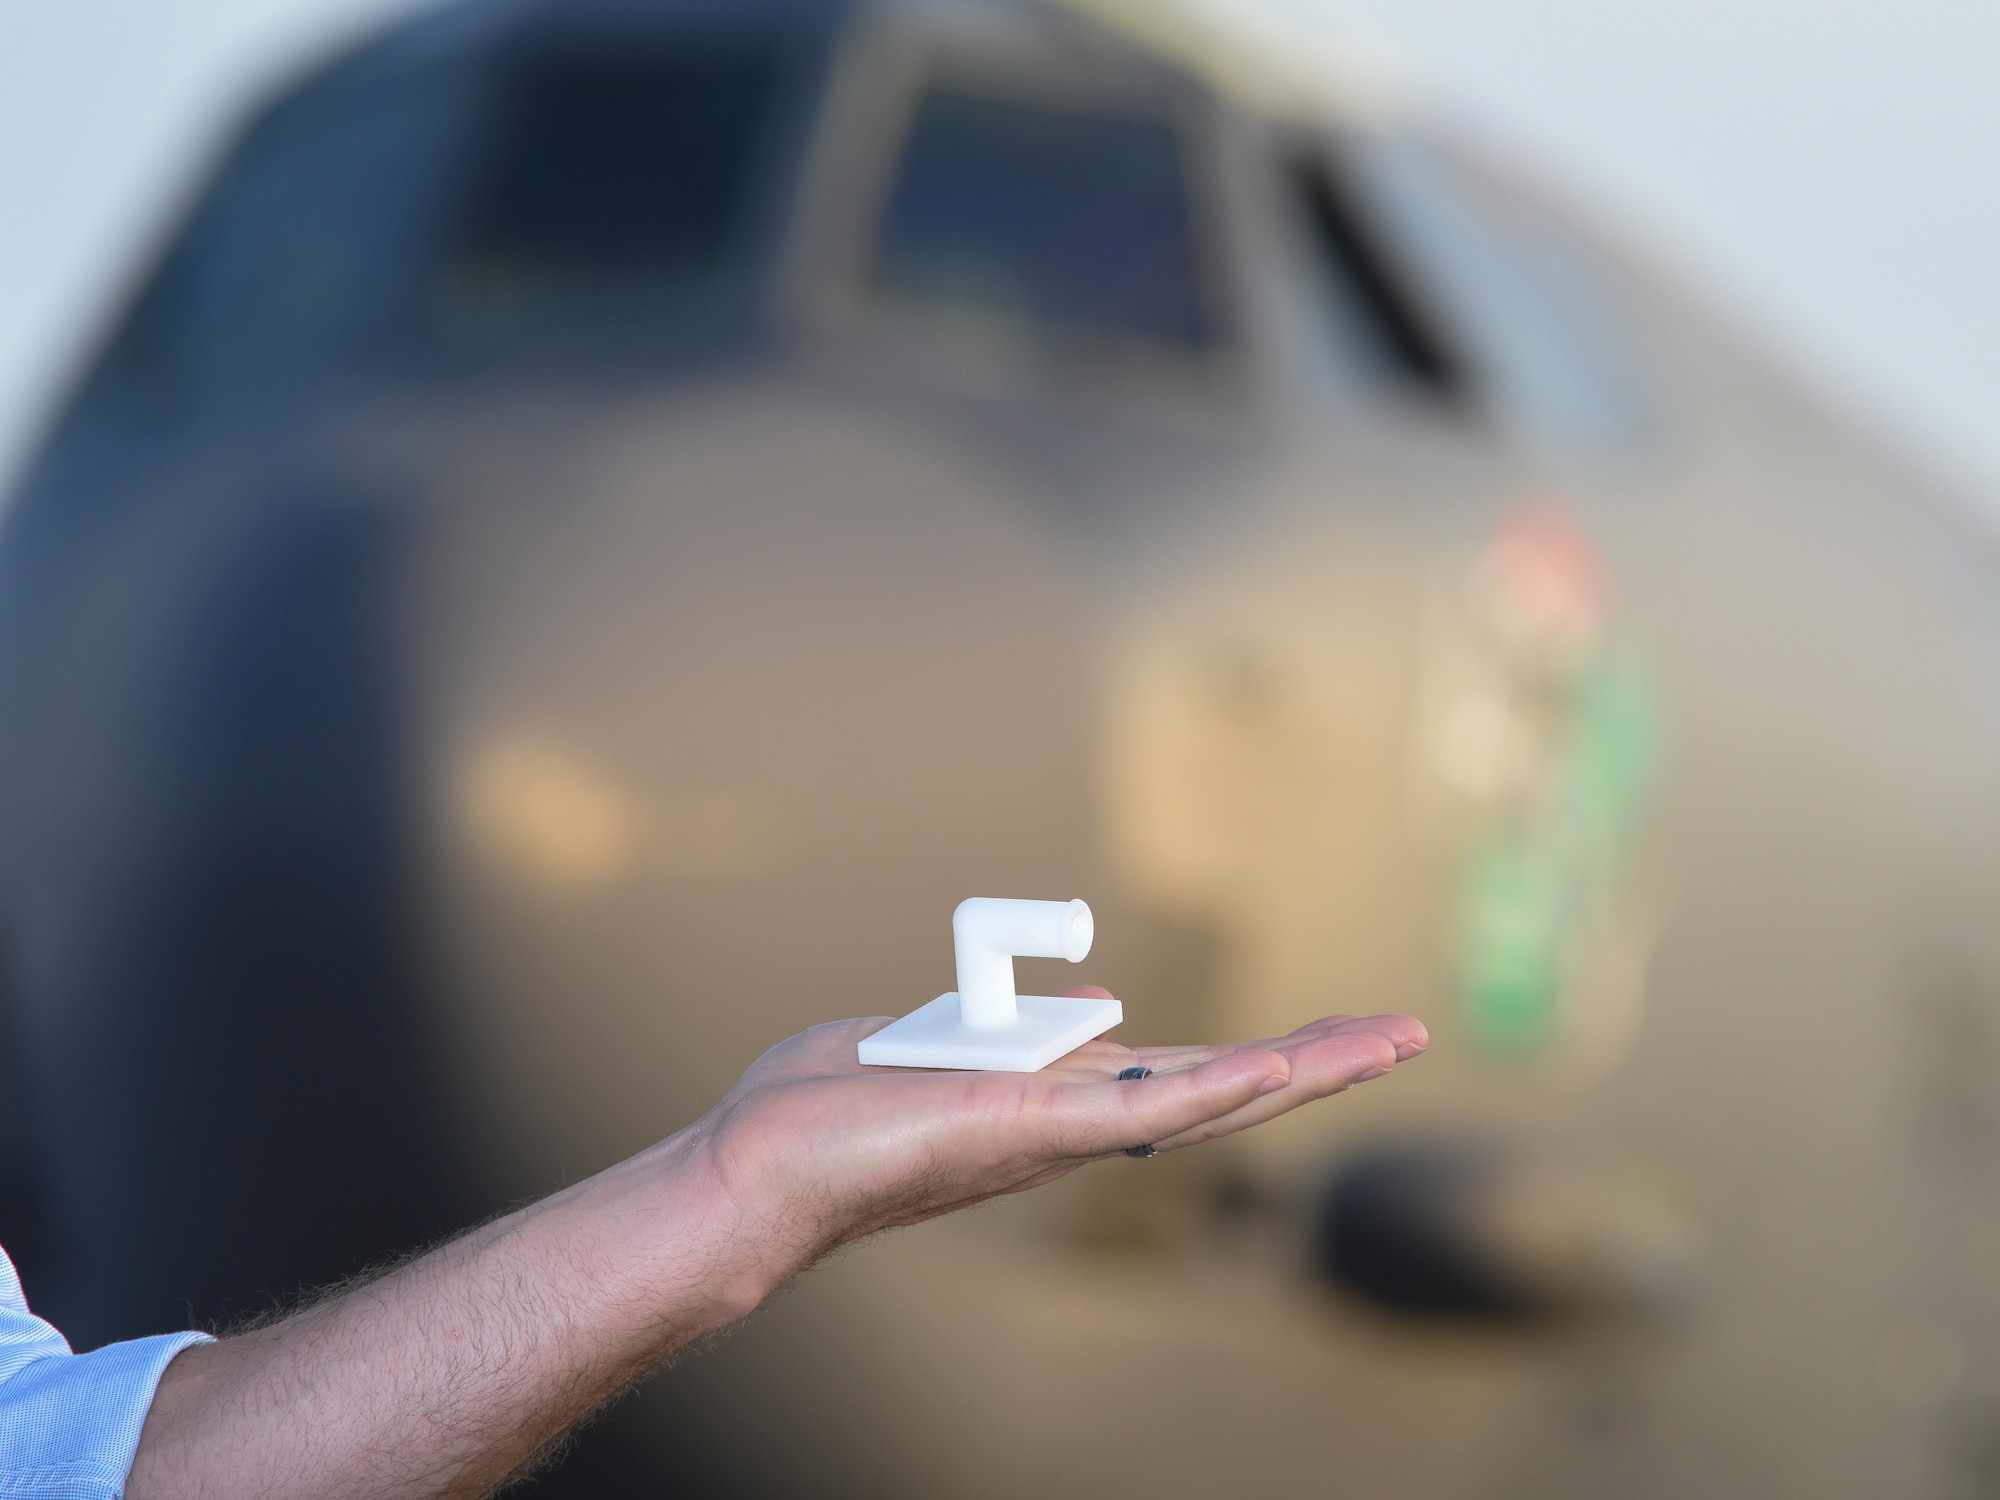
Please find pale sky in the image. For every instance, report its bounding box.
[3,0,1997,507]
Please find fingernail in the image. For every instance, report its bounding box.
[1256,1074,1289,1097]
[1355,1066,1391,1082]
[1394,1042,1427,1062]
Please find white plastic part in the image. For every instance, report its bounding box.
[857,898,1122,1072]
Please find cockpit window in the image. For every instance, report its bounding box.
[1347,134,1651,454]
[870,87,1215,349]
[442,48,780,329]
[1288,148,1471,406]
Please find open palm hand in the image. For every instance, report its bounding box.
[689,989,1427,1277]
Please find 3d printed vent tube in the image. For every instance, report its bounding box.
[857,899,1121,1072]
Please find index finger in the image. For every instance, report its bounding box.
[1127,1013,1429,1075]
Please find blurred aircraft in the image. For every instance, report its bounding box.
[4,0,2000,1494]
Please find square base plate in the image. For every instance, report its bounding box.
[857,992,1123,1072]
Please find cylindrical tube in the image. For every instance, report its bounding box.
[953,897,1094,1029]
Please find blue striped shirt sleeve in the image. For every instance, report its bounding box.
[0,1247,212,1499]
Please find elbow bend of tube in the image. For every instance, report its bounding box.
[953,898,1093,1028]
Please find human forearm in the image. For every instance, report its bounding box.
[127,1128,768,1500]
[126,1007,1425,1499]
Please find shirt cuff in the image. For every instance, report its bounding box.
[0,1330,213,1498]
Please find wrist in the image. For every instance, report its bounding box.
[576,1123,794,1340]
